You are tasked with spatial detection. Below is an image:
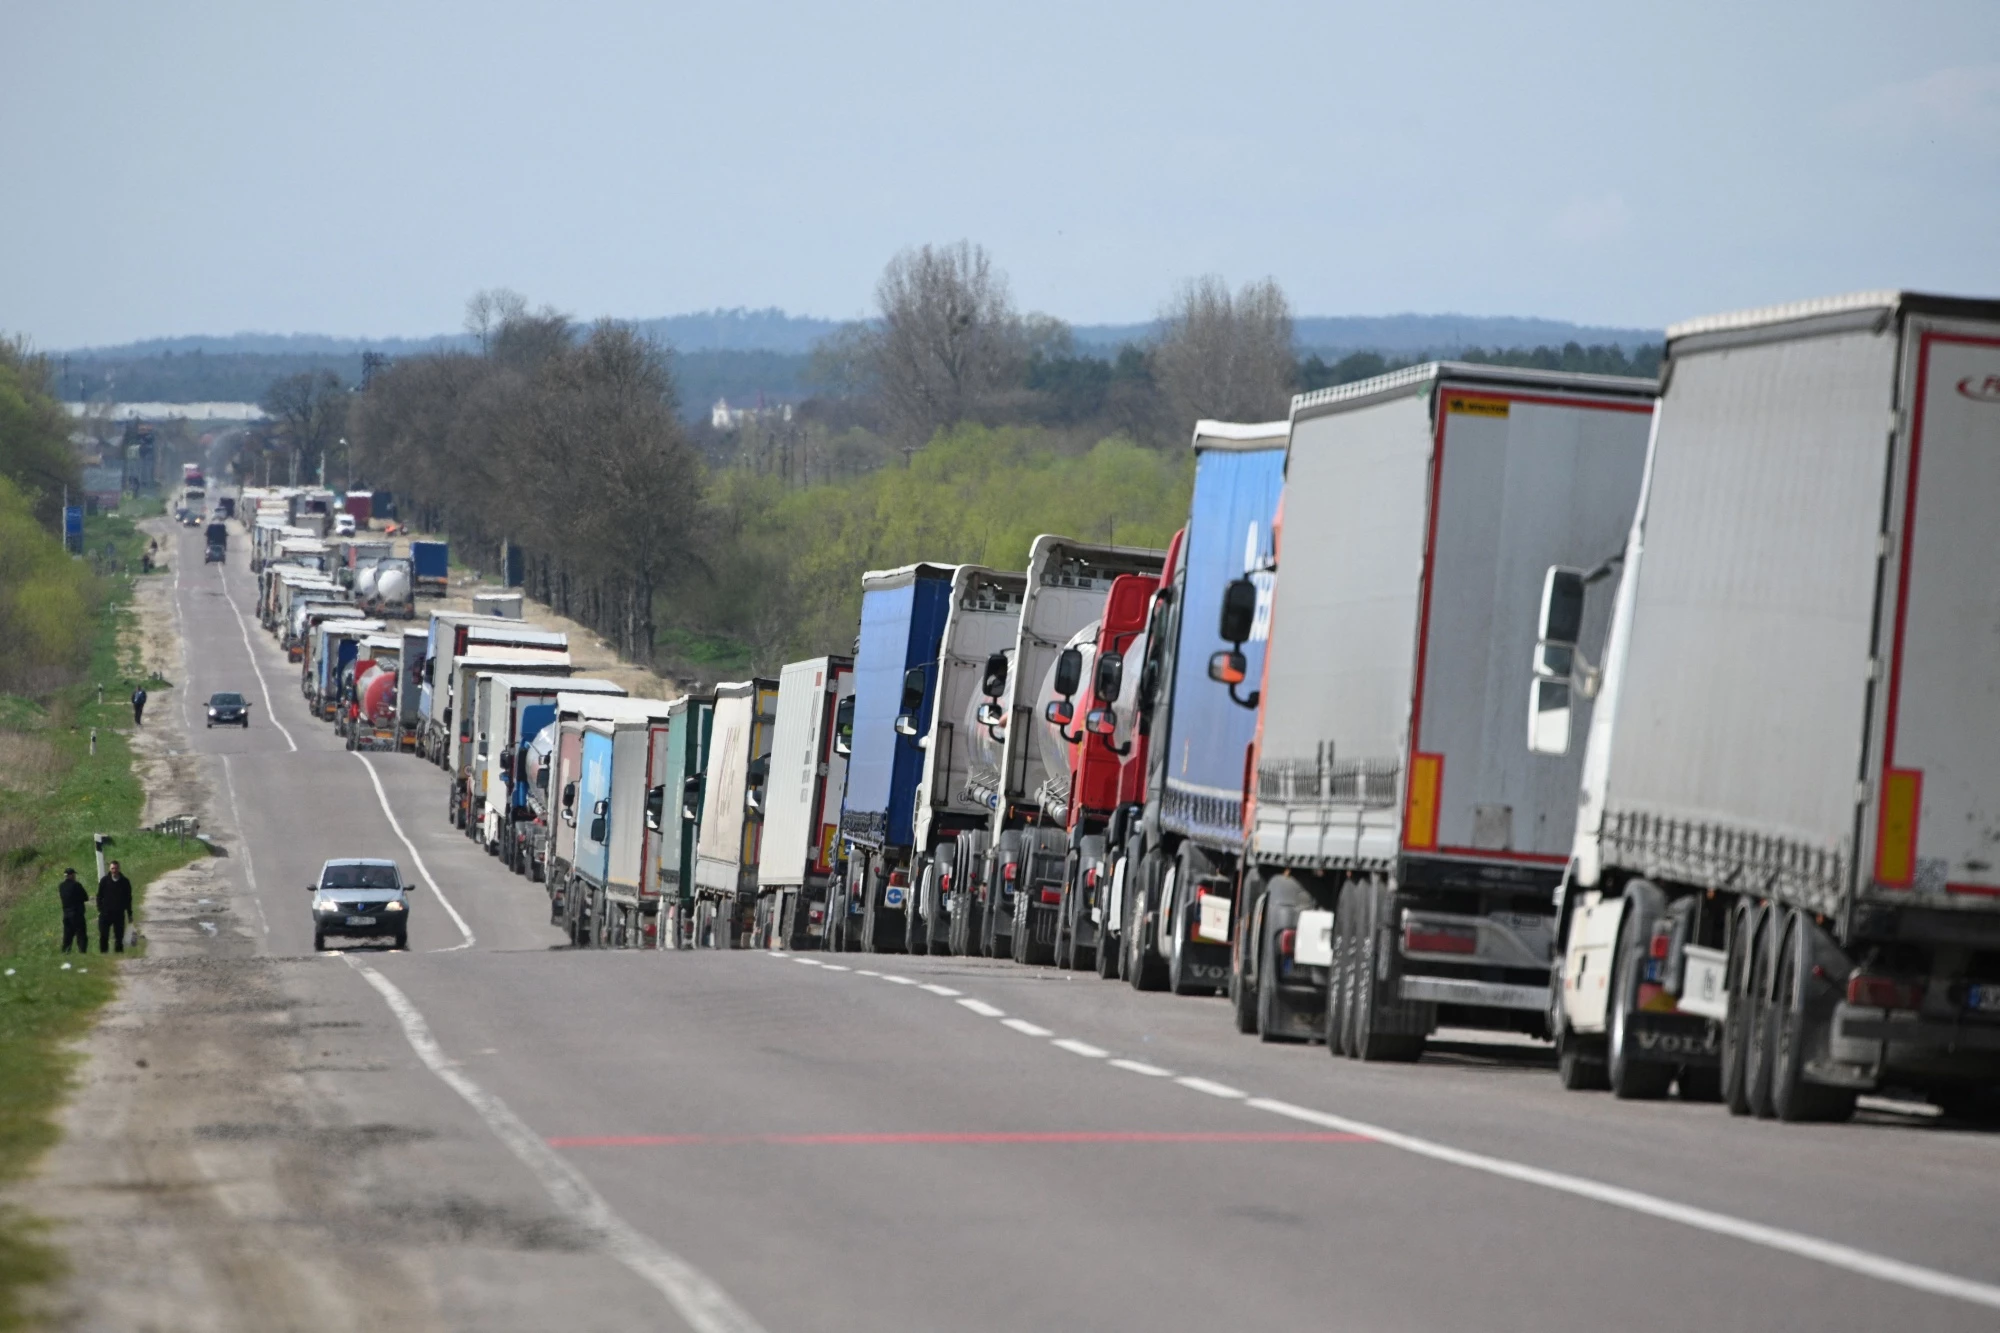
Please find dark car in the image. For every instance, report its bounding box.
[311,858,411,950]
[205,542,226,564]
[205,692,250,727]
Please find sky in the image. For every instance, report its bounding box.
[4,0,1997,349]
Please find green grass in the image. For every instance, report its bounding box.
[0,508,203,1328]
[654,625,755,679]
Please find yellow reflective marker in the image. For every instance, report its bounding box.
[1876,768,1922,888]
[1405,752,1443,851]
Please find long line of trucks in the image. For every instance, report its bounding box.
[227,286,2000,1125]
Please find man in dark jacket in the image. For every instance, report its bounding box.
[58,869,89,953]
[97,860,134,953]
[131,685,147,726]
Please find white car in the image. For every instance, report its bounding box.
[310,857,411,951]
[333,512,357,536]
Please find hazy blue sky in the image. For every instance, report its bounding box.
[5,0,1996,348]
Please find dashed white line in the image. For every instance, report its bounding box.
[1175,1076,1247,1100]
[215,573,297,752]
[353,962,765,1333]
[881,975,917,986]
[855,969,882,977]
[349,752,474,951]
[919,983,961,996]
[1052,1038,1108,1058]
[794,957,823,966]
[218,756,271,937]
[1109,1058,1173,1077]
[1001,1018,1054,1037]
[820,964,851,972]
[1243,1098,2000,1313]
[956,998,1005,1017]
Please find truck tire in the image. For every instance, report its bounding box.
[1771,909,1857,1123]
[1074,835,1106,974]
[1126,847,1169,992]
[1328,886,1359,1058]
[1168,844,1221,997]
[1721,901,1757,1114]
[1352,879,1427,1063]
[1054,850,1081,970]
[1097,853,1126,980]
[1607,881,1673,1100]
[1233,891,1264,1035]
[1740,903,1781,1118]
[907,855,932,956]
[1552,963,1611,1090]
[1256,920,1302,1043]
[928,843,957,956]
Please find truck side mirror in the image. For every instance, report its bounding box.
[681,774,702,821]
[894,714,918,737]
[646,784,664,831]
[834,695,854,757]
[562,780,577,811]
[1536,565,1586,679]
[588,802,608,844]
[1044,698,1074,728]
[1218,577,1257,645]
[1213,577,1260,710]
[1052,647,1083,698]
[981,652,1009,699]
[1093,649,1123,703]
[899,665,926,716]
[1528,677,1572,756]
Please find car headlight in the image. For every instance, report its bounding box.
[206,708,216,715]
[383,900,406,912]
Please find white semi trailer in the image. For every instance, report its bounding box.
[1543,291,2000,1121]
[755,657,854,950]
[1242,362,1656,1060]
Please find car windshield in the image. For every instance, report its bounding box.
[210,693,244,706]
[320,863,400,890]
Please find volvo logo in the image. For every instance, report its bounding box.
[1957,374,2000,404]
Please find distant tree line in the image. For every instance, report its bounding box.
[0,339,97,691]
[348,300,703,663]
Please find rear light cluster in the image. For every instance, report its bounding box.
[888,871,908,887]
[1847,972,1926,1010]
[1277,928,1297,957]
[1039,888,1062,905]
[1643,922,1673,984]
[1403,921,1477,955]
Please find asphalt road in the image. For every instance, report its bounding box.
[150,517,2000,1332]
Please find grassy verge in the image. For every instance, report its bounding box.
[0,508,204,1328]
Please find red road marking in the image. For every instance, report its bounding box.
[549,1130,1371,1148]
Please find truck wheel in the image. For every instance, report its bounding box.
[1168,845,1219,997]
[1607,881,1673,1100]
[1233,893,1264,1035]
[1720,902,1757,1115]
[1552,963,1611,1090]
[907,856,932,956]
[1771,910,1857,1123]
[1328,886,1358,1057]
[1126,848,1169,992]
[1352,880,1426,1063]
[448,782,461,827]
[1256,917,1303,1043]
[1741,904,1780,1118]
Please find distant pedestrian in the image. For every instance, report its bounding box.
[131,685,147,726]
[57,869,89,953]
[97,860,134,954]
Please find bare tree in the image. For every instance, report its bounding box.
[465,288,528,354]
[868,241,1027,448]
[1152,276,1295,436]
[258,369,349,485]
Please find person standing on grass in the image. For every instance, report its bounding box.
[97,860,134,953]
[131,684,147,726]
[57,869,89,953]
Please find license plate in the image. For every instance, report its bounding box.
[346,915,376,926]
[1967,984,2000,1014]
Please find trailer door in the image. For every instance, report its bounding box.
[1874,324,2000,899]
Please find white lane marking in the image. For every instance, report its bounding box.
[1108,1059,1173,1077]
[219,757,271,937]
[918,983,961,996]
[1175,1077,1246,1099]
[349,752,474,951]
[794,958,823,966]
[352,963,766,1333]
[1052,1038,1108,1059]
[880,975,917,986]
[820,964,851,972]
[1244,1098,2000,1314]
[957,998,1005,1018]
[1002,1018,1054,1037]
[855,969,881,977]
[214,573,297,752]
[767,951,788,958]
